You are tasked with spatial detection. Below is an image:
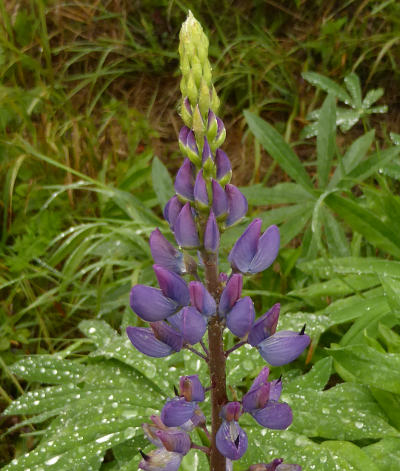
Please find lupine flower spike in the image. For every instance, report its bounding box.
[126,11,307,471]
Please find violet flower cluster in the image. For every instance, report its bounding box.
[126,11,310,471]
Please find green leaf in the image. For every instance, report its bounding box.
[238,427,357,471]
[329,344,400,393]
[299,256,400,279]
[363,438,400,471]
[344,73,362,108]
[240,182,314,205]
[321,441,380,471]
[363,88,384,108]
[370,388,400,430]
[283,383,399,440]
[317,94,336,188]
[379,275,400,315]
[340,146,400,189]
[323,207,350,257]
[289,274,379,299]
[329,130,375,189]
[285,357,332,393]
[302,71,351,103]
[244,110,314,190]
[10,356,85,384]
[325,194,400,258]
[151,156,174,210]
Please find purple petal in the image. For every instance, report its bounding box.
[179,126,190,149]
[249,459,285,471]
[174,203,200,248]
[161,397,197,427]
[216,117,226,142]
[189,281,216,317]
[242,383,270,412]
[216,420,248,460]
[154,265,189,306]
[216,149,232,181]
[180,405,206,431]
[226,184,248,226]
[168,307,206,345]
[219,274,243,317]
[257,330,310,366]
[194,170,209,206]
[179,375,205,402]
[142,422,164,447]
[150,321,184,352]
[228,219,262,273]
[150,229,184,275]
[248,225,280,274]
[251,400,293,430]
[202,137,213,164]
[249,367,270,392]
[226,296,255,338]
[248,303,281,347]
[130,285,178,322]
[164,196,183,229]
[212,179,228,218]
[156,429,191,455]
[126,327,177,357]
[175,158,195,201]
[269,378,282,401]
[204,210,220,253]
[139,448,182,471]
[186,130,199,162]
[220,402,242,422]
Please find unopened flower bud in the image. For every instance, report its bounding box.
[215,149,232,185]
[175,159,195,202]
[179,375,205,402]
[204,210,220,253]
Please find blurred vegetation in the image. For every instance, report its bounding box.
[1,0,400,467]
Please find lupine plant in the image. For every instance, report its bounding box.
[126,12,310,471]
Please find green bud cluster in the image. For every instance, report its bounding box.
[179,11,220,131]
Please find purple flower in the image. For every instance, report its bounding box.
[202,137,213,165]
[168,307,207,345]
[225,184,248,227]
[216,404,248,461]
[126,322,183,357]
[156,429,191,455]
[161,397,197,427]
[149,229,184,275]
[204,210,220,253]
[229,219,280,274]
[189,281,216,317]
[243,367,292,430]
[219,274,243,317]
[164,196,183,230]
[257,329,311,367]
[194,170,209,208]
[179,375,205,402]
[178,126,190,154]
[174,203,200,248]
[186,130,201,166]
[139,448,183,471]
[248,303,281,347]
[175,158,195,202]
[130,265,189,322]
[248,304,310,366]
[215,149,232,185]
[226,296,255,338]
[212,179,228,218]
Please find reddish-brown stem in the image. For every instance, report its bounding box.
[191,443,211,455]
[202,251,227,471]
[225,340,247,357]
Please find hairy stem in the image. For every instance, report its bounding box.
[202,251,227,471]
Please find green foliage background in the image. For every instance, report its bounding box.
[1,0,400,469]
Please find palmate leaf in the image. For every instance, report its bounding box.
[328,344,400,394]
